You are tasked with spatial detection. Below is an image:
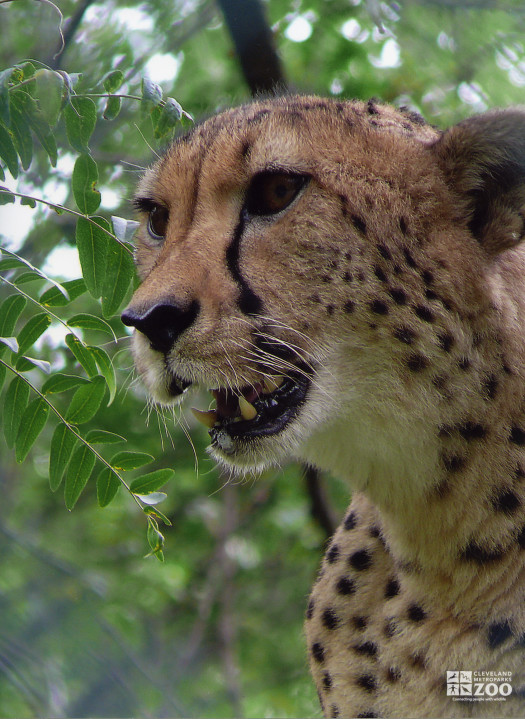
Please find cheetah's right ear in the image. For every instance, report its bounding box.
[433,107,525,255]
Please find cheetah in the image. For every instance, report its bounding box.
[122,95,525,717]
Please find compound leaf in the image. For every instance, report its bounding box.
[15,396,49,463]
[65,444,96,509]
[49,423,78,491]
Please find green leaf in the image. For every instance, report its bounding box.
[103,95,121,121]
[89,345,116,404]
[13,270,44,285]
[146,521,165,560]
[16,356,51,373]
[65,375,106,424]
[96,466,121,507]
[64,96,97,153]
[0,336,18,352]
[20,195,36,208]
[16,313,51,355]
[101,239,135,317]
[23,98,57,166]
[0,364,6,392]
[4,375,30,447]
[102,70,124,93]
[42,373,89,394]
[49,423,78,491]
[0,68,13,125]
[65,334,99,377]
[68,313,115,338]
[130,468,174,494]
[143,505,172,526]
[75,216,109,296]
[0,185,15,203]
[142,77,162,110]
[15,396,49,462]
[136,492,167,505]
[40,278,86,307]
[0,122,19,178]
[0,295,26,338]
[34,69,64,128]
[9,94,33,170]
[85,428,125,444]
[110,451,153,471]
[153,97,183,139]
[65,444,96,509]
[72,154,101,214]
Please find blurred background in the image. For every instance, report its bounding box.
[1,1,525,716]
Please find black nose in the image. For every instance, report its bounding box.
[121,300,199,353]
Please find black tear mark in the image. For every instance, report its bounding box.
[226,217,263,315]
[487,620,513,649]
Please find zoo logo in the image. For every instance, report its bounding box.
[446,671,512,701]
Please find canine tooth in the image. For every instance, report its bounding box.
[191,407,218,428]
[239,395,257,420]
[263,375,284,393]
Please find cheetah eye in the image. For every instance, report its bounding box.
[147,204,170,240]
[244,171,308,217]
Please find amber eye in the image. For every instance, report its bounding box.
[147,204,169,239]
[244,171,308,217]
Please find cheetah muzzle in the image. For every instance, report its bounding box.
[122,95,525,718]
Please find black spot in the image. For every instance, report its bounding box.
[343,271,353,282]
[393,326,415,345]
[422,270,433,285]
[483,374,498,400]
[407,603,427,622]
[410,652,427,669]
[510,427,525,445]
[493,489,521,514]
[367,99,379,115]
[336,576,356,596]
[344,300,355,314]
[403,248,417,268]
[344,250,352,261]
[415,305,434,322]
[356,674,377,693]
[352,616,368,630]
[488,620,513,649]
[339,194,348,216]
[353,641,378,657]
[369,526,380,538]
[323,671,333,690]
[425,289,439,300]
[461,541,505,563]
[247,109,271,125]
[384,618,397,638]
[322,275,332,283]
[441,452,465,473]
[370,299,389,315]
[407,353,428,372]
[310,293,321,303]
[458,357,471,371]
[240,141,251,158]
[322,608,340,630]
[352,215,367,235]
[344,511,357,530]
[326,544,340,563]
[385,578,400,598]
[349,549,372,571]
[386,667,401,682]
[458,422,487,441]
[306,598,315,619]
[327,304,335,315]
[437,332,454,352]
[399,217,408,235]
[377,244,392,260]
[517,525,525,548]
[330,704,340,718]
[311,642,325,662]
[389,287,407,305]
[357,713,378,718]
[374,266,387,282]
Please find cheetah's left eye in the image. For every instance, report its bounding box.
[244,171,308,217]
[148,204,170,239]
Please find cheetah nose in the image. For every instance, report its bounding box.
[121,299,200,353]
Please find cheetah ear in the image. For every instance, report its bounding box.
[433,108,525,255]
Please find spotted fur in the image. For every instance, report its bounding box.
[123,96,525,717]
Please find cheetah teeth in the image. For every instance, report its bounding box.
[262,375,284,393]
[190,408,218,428]
[239,395,257,420]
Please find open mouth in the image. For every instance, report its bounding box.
[189,368,311,444]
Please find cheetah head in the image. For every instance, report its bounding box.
[122,96,525,484]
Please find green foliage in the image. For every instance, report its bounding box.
[0,48,190,562]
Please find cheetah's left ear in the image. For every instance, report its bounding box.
[433,107,525,255]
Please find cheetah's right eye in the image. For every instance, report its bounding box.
[147,204,170,239]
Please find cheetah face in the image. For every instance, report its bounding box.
[122,96,525,478]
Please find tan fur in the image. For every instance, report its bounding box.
[124,96,525,717]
